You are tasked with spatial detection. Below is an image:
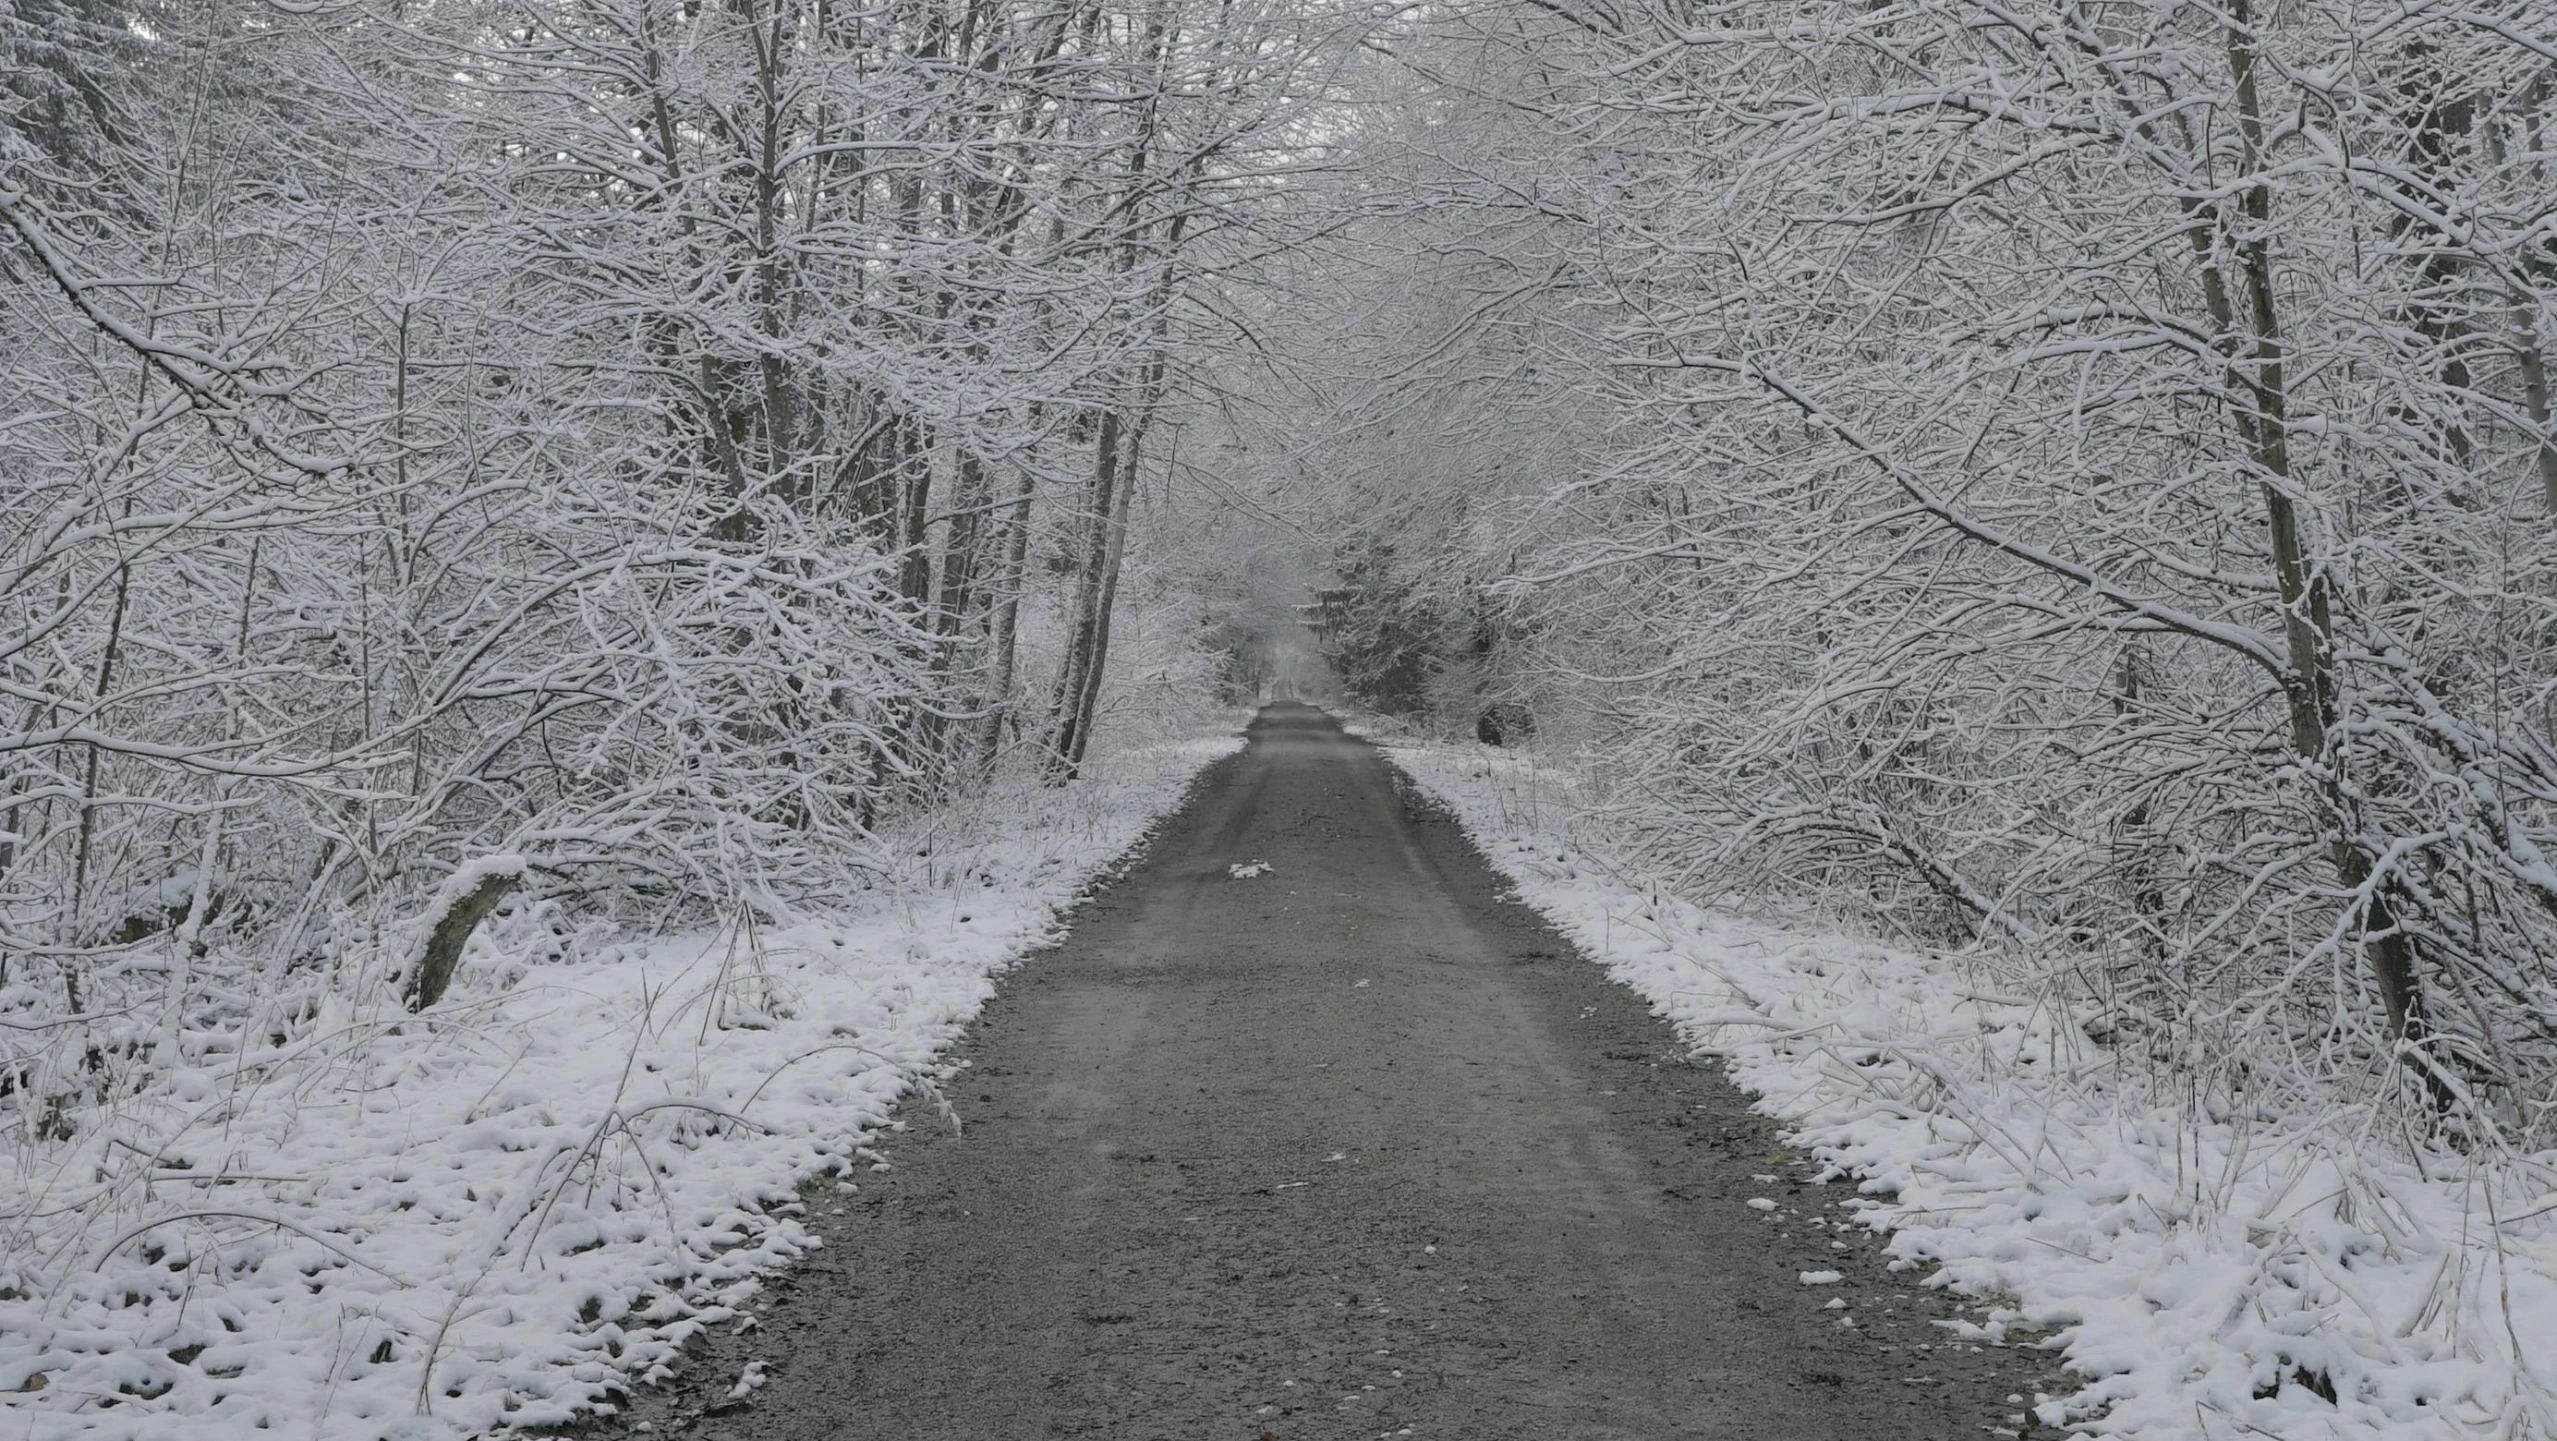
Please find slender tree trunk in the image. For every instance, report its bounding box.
[2487,80,2557,514]
[2214,0,2435,1081]
[1047,407,1125,778]
[898,416,936,609]
[1067,420,1143,771]
[918,450,996,778]
[979,460,1039,771]
[66,545,135,1011]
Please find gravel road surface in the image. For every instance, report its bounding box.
[605,704,2044,1439]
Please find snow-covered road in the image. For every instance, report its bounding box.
[602,703,2036,1438]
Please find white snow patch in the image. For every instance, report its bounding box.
[0,733,1240,1439]
[1228,860,1272,879]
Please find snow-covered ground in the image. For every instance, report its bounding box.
[1387,738,2557,1441]
[0,732,1241,1440]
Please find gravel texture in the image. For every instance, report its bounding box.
[599,705,2047,1439]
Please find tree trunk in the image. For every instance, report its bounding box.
[978,459,1039,773]
[2216,0,2436,1083]
[919,449,996,779]
[1046,408,1126,779]
[1066,420,1141,773]
[404,866,520,1012]
[2486,80,2557,514]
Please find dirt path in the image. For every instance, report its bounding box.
[610,705,2042,1439]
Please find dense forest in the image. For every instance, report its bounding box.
[1294,0,2557,1144]
[4,0,1325,1003]
[7,0,2557,1432]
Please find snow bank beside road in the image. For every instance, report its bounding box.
[0,733,1240,1441]
[1389,740,2557,1441]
